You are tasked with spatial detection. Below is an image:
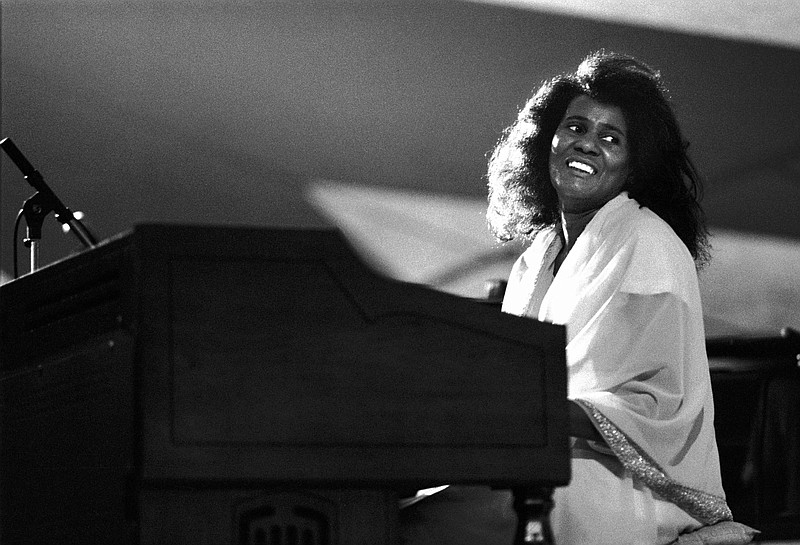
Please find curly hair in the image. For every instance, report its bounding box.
[486,50,710,266]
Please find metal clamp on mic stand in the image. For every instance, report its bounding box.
[20,192,52,274]
[1,137,98,274]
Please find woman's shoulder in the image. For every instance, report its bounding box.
[602,194,689,258]
[597,194,698,295]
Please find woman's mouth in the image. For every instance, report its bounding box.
[567,160,597,175]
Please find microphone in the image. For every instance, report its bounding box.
[1,137,97,248]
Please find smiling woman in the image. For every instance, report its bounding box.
[495,51,740,544]
[401,51,757,545]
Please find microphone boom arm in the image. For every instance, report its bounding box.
[1,137,98,249]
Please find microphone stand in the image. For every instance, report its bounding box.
[513,487,555,544]
[1,137,98,273]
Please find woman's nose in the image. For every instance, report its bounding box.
[574,133,600,155]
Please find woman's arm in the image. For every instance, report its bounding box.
[569,400,604,443]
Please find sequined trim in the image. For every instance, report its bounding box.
[575,399,733,525]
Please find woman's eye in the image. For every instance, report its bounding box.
[602,135,619,144]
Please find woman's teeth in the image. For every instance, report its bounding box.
[568,160,596,175]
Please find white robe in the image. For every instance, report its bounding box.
[502,193,730,544]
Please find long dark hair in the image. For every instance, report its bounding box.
[486,51,710,266]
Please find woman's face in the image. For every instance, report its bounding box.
[549,95,630,214]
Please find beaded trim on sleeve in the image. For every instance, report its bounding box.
[575,399,732,525]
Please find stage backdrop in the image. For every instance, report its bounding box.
[1,1,798,336]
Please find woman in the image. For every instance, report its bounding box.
[402,51,757,545]
[488,51,735,543]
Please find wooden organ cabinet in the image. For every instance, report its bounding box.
[0,225,569,545]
